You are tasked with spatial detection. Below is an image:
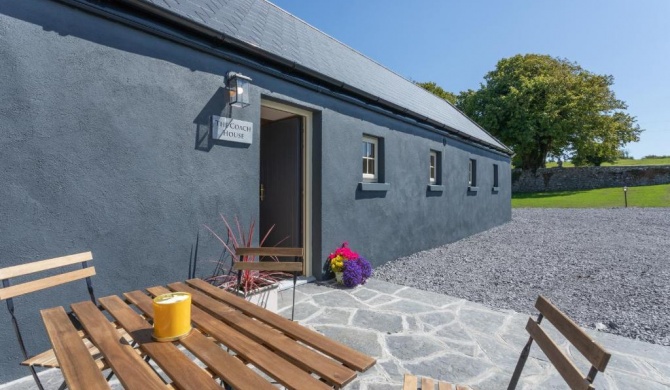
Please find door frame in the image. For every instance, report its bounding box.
[260,99,313,277]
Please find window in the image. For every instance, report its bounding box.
[429,151,437,184]
[362,136,378,182]
[427,150,444,193]
[468,159,477,187]
[493,164,499,188]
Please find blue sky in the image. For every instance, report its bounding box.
[270,0,669,159]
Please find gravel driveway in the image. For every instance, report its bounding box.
[375,208,670,346]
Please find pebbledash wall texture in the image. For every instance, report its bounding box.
[512,166,670,193]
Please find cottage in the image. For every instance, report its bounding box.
[0,0,512,383]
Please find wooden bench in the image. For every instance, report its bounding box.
[233,246,304,320]
[403,296,611,390]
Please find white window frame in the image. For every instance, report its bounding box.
[429,151,437,184]
[362,136,378,182]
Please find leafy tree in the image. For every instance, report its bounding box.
[456,54,642,170]
[416,81,457,104]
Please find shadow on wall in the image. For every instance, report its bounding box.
[194,86,255,152]
[354,188,388,200]
[194,87,226,151]
[0,1,225,75]
[193,87,254,152]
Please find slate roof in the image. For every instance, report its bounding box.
[127,0,510,153]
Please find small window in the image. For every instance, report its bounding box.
[468,159,477,187]
[429,151,437,184]
[493,164,499,188]
[362,136,378,182]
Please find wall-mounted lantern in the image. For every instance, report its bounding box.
[227,71,252,108]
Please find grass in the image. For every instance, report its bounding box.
[544,157,670,168]
[512,184,670,208]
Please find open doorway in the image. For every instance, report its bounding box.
[259,101,312,275]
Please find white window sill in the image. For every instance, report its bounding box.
[468,186,479,192]
[427,184,444,192]
[492,186,500,193]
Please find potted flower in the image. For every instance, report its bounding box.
[327,242,372,287]
[203,215,287,311]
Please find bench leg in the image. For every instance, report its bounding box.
[291,272,297,321]
[507,314,543,390]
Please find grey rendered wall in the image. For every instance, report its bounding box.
[316,103,511,272]
[0,0,510,382]
[0,1,262,382]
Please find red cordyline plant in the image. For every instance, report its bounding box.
[203,215,288,295]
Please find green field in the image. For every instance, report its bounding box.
[512,184,670,208]
[545,157,670,168]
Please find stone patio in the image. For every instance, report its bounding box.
[2,279,669,389]
[277,279,670,390]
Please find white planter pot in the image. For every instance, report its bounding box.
[234,282,279,312]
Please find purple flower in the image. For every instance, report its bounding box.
[342,260,363,287]
[357,257,372,282]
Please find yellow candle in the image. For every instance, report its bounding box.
[152,292,192,341]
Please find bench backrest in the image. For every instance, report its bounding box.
[524,296,611,390]
[233,247,304,273]
[0,251,96,301]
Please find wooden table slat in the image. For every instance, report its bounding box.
[70,301,167,390]
[438,381,454,390]
[99,295,221,390]
[40,307,109,390]
[168,281,357,387]
[124,290,277,390]
[421,377,434,389]
[145,286,331,390]
[186,278,376,371]
[402,374,417,390]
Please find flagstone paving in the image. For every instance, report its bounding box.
[2,279,668,389]
[277,279,670,390]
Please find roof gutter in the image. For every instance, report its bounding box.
[55,0,513,156]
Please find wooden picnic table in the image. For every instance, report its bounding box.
[40,278,376,390]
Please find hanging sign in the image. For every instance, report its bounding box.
[211,116,253,144]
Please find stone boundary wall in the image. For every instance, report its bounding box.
[512,165,670,193]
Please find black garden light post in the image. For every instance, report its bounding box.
[623,186,628,208]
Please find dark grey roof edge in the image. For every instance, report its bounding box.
[114,0,513,155]
[263,1,430,94]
